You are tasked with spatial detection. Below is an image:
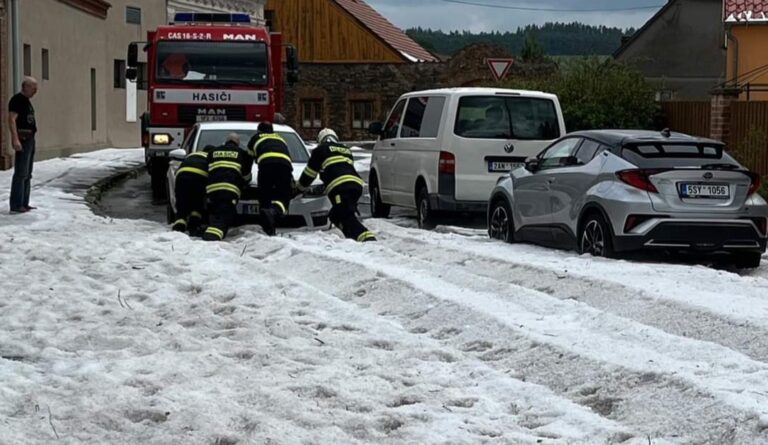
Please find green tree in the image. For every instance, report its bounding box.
[521,32,545,62]
[497,58,658,132]
[405,22,635,57]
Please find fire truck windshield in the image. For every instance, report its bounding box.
[156,41,268,85]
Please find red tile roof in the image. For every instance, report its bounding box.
[724,0,768,22]
[333,0,439,62]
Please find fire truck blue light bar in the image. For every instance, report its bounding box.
[173,13,251,24]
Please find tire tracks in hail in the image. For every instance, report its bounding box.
[250,232,768,445]
[374,224,768,364]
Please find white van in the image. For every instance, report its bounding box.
[368,87,566,228]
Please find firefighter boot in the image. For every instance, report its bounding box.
[259,208,277,236]
[172,218,188,232]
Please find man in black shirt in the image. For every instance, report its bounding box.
[7,77,38,213]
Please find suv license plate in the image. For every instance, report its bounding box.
[680,184,730,199]
[488,161,522,172]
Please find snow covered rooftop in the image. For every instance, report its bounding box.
[725,0,768,22]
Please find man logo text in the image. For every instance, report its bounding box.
[223,34,258,41]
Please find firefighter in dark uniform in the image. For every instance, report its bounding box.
[203,134,253,241]
[172,144,215,236]
[297,128,376,242]
[247,122,293,236]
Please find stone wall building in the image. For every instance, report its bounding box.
[285,44,553,141]
[266,0,551,142]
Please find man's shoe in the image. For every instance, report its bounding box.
[23,206,37,211]
[9,208,28,214]
[259,208,277,236]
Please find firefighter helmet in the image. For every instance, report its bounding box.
[317,128,339,144]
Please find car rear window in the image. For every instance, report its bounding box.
[621,143,739,168]
[196,129,310,163]
[454,96,560,140]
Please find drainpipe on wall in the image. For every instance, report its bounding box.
[726,26,739,88]
[10,0,21,91]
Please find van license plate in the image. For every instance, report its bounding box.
[488,161,523,172]
[680,184,730,199]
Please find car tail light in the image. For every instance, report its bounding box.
[439,151,455,174]
[745,171,762,196]
[616,169,665,193]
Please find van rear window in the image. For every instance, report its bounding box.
[454,96,560,140]
[621,143,739,168]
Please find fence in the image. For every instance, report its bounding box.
[660,101,711,138]
[731,101,768,176]
[661,100,768,176]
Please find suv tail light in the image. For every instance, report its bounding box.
[439,151,455,174]
[745,171,762,196]
[616,169,666,193]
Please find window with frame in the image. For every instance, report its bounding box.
[41,49,50,80]
[401,96,445,138]
[382,99,406,140]
[301,99,323,129]
[539,138,582,169]
[126,6,141,25]
[350,100,374,130]
[574,139,603,165]
[454,96,560,140]
[23,44,31,76]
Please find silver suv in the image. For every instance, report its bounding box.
[487,130,767,268]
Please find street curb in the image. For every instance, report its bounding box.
[85,165,144,207]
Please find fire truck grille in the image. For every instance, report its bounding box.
[178,106,248,124]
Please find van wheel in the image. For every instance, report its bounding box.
[733,251,761,269]
[579,213,615,258]
[416,186,436,230]
[488,198,514,243]
[369,173,390,218]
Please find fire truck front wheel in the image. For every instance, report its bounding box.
[149,158,170,204]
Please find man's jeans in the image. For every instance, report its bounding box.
[9,136,35,211]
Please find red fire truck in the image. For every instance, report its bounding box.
[126,12,298,200]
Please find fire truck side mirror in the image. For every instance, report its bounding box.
[127,43,139,68]
[126,68,138,81]
[286,46,299,85]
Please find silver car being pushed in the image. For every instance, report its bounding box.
[487,130,767,268]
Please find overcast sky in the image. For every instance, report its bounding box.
[365,0,662,32]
